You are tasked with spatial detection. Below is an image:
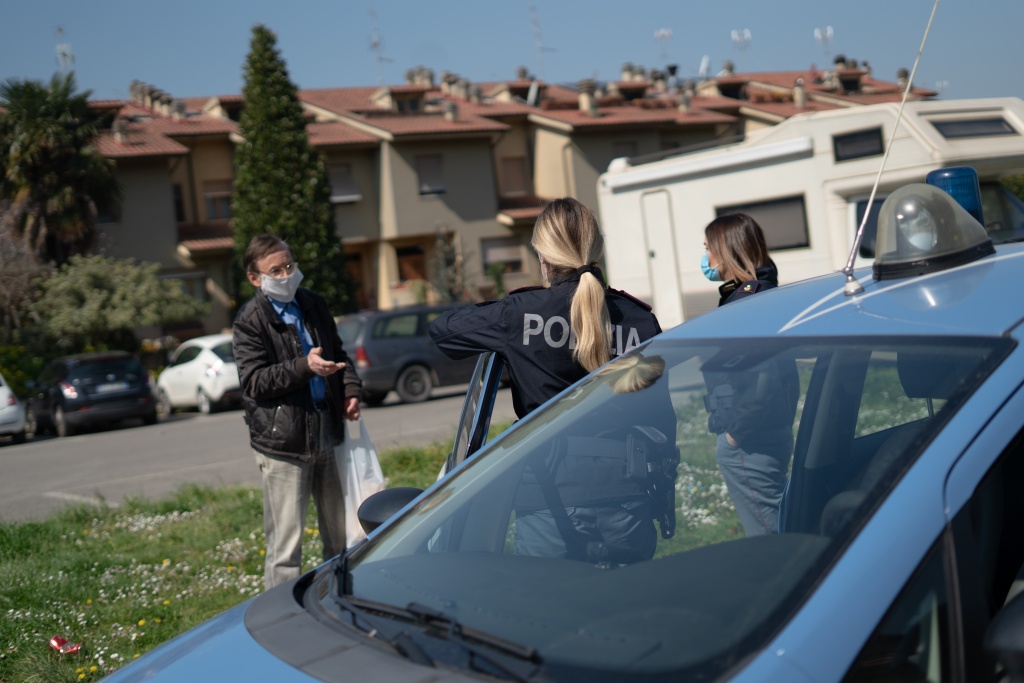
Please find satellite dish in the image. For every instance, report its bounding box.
[698,55,710,79]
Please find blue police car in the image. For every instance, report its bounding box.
[103,176,1024,682]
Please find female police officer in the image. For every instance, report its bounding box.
[429,197,665,563]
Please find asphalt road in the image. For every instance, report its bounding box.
[0,386,515,523]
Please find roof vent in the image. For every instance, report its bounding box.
[578,78,599,117]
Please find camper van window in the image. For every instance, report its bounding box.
[855,195,888,259]
[717,195,810,250]
[833,128,885,162]
[930,117,1018,140]
[979,181,1024,244]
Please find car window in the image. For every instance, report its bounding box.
[69,357,143,382]
[211,341,234,363]
[348,335,1010,680]
[373,314,419,339]
[336,317,364,345]
[846,542,951,682]
[171,347,202,366]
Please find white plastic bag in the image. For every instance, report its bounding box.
[336,417,386,546]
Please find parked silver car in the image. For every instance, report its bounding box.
[0,369,26,444]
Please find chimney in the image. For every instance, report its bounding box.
[469,84,482,104]
[621,62,633,82]
[897,67,910,91]
[171,98,186,121]
[578,78,599,117]
[456,78,470,100]
[666,64,680,93]
[516,65,529,81]
[444,100,458,122]
[793,78,807,109]
[405,68,417,85]
[651,69,666,92]
[422,68,435,89]
[721,60,735,77]
[678,81,695,113]
[440,71,454,94]
[158,93,173,116]
[113,117,130,144]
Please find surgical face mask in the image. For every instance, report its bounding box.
[701,252,722,282]
[261,267,304,303]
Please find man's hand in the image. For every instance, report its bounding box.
[725,432,739,448]
[308,347,345,376]
[343,396,360,421]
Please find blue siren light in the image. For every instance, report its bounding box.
[873,183,994,281]
[926,166,985,226]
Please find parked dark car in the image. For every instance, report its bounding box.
[26,351,158,437]
[336,304,477,405]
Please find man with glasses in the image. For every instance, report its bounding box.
[233,234,363,589]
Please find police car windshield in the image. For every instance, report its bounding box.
[347,334,1011,681]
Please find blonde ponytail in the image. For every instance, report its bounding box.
[532,198,611,372]
[571,270,611,371]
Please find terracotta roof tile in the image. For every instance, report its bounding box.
[306,121,379,147]
[177,224,234,253]
[300,87,382,113]
[533,102,735,129]
[344,111,509,137]
[95,125,189,159]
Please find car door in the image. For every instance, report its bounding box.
[162,345,203,405]
[442,351,506,476]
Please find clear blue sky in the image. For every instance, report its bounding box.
[2,1,1022,103]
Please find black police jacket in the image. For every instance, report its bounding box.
[717,263,779,307]
[233,288,362,461]
[428,276,662,419]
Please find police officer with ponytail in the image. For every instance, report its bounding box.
[429,197,665,563]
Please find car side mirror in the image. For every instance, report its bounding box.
[985,590,1024,682]
[357,487,423,534]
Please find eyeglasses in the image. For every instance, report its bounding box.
[261,261,298,279]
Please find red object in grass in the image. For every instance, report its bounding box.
[49,635,81,654]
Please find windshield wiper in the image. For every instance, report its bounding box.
[328,593,542,681]
[403,601,542,682]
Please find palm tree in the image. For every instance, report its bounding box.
[0,72,121,265]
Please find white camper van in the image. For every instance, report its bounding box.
[597,97,1024,329]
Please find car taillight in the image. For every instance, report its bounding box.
[59,381,78,399]
[6,395,16,407]
[355,346,370,369]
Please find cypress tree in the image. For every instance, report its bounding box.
[232,24,355,313]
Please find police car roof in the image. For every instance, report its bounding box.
[661,242,1024,340]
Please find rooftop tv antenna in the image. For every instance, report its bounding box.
[368,6,393,85]
[814,25,834,60]
[730,28,751,70]
[55,26,74,72]
[697,54,710,79]
[654,27,673,63]
[529,4,556,79]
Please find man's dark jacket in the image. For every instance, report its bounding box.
[233,288,362,461]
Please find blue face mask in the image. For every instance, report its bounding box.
[701,252,722,281]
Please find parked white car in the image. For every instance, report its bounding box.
[0,369,26,443]
[156,333,241,414]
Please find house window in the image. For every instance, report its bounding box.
[613,141,638,159]
[833,127,884,162]
[396,245,427,282]
[172,184,186,223]
[328,163,362,203]
[96,199,122,224]
[930,117,1018,140]
[203,180,232,221]
[716,195,809,250]
[500,156,529,196]
[415,155,446,195]
[159,271,209,303]
[481,237,525,274]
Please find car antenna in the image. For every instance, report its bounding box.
[842,0,940,297]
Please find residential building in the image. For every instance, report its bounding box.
[68,55,932,337]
